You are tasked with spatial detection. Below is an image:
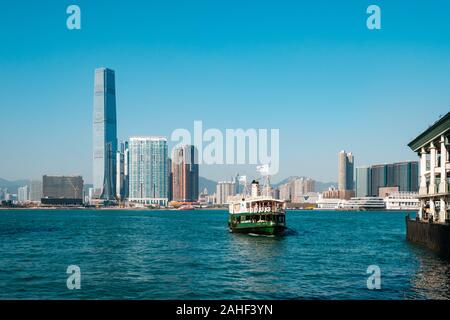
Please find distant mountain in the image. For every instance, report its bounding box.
[273,176,303,187]
[0,178,30,194]
[199,177,217,194]
[273,176,336,193]
[315,181,337,192]
[198,176,337,194]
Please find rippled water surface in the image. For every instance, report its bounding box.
[0,209,449,299]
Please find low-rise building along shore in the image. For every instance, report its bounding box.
[406,112,450,257]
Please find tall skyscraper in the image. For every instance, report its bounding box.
[128,137,168,206]
[171,145,199,202]
[93,67,118,200]
[338,150,354,191]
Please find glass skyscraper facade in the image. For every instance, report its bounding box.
[355,166,370,197]
[356,161,419,197]
[129,137,168,206]
[93,68,118,200]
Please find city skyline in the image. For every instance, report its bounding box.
[1,1,450,183]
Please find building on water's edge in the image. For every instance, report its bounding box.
[406,112,450,257]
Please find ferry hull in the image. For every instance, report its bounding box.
[229,224,286,235]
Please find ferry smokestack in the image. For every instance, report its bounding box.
[251,180,259,198]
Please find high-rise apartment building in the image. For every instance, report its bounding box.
[128,137,168,206]
[93,67,118,200]
[216,181,236,205]
[116,141,129,200]
[278,177,315,202]
[171,145,199,202]
[338,150,354,191]
[17,186,29,203]
[29,180,43,202]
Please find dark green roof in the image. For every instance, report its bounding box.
[408,112,450,152]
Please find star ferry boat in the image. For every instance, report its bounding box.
[228,180,287,235]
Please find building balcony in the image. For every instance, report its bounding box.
[419,182,450,197]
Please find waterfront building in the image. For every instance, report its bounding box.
[93,67,118,200]
[384,192,420,210]
[408,113,449,222]
[216,181,236,205]
[278,177,315,202]
[394,161,419,192]
[198,188,209,204]
[342,197,386,210]
[291,177,315,202]
[29,180,43,202]
[356,161,419,197]
[322,186,354,201]
[41,175,84,206]
[17,186,29,203]
[116,141,129,200]
[5,193,17,203]
[167,157,173,201]
[296,192,319,204]
[356,166,371,197]
[370,164,387,197]
[279,183,291,201]
[128,137,168,206]
[88,187,95,204]
[338,150,354,191]
[171,145,199,202]
[316,194,346,210]
[378,186,399,197]
[205,193,216,205]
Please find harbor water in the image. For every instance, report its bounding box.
[0,209,449,299]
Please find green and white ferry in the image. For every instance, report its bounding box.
[228,180,287,235]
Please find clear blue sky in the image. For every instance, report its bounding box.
[0,0,449,183]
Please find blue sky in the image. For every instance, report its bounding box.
[0,0,449,183]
